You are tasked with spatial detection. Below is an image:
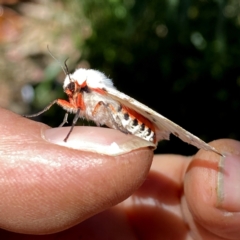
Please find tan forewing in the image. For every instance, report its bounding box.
[104,87,221,155]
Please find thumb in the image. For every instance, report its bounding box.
[0,108,153,234]
[183,139,240,240]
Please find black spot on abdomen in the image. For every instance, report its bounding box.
[140,123,145,131]
[133,119,138,126]
[147,128,151,136]
[124,113,129,120]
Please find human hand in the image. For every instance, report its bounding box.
[0,107,153,237]
[0,108,239,239]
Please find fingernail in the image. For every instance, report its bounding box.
[217,153,240,211]
[43,126,155,156]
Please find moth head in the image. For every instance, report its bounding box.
[63,68,115,90]
[64,79,90,97]
[64,81,77,96]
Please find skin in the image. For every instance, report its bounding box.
[0,108,239,239]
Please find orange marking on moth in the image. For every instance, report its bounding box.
[92,88,107,95]
[122,106,155,130]
[81,80,87,88]
[108,104,117,113]
[92,101,102,116]
[92,102,117,117]
[57,99,76,109]
[75,93,86,110]
[65,89,72,95]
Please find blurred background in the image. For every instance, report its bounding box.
[0,0,239,155]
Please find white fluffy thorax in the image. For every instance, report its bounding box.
[63,68,116,89]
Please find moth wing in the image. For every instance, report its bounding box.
[104,87,220,154]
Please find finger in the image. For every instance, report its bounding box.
[119,154,192,239]
[0,108,153,234]
[183,139,240,240]
[0,206,139,239]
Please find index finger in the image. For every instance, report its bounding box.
[184,139,240,239]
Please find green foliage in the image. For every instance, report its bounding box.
[78,0,240,154]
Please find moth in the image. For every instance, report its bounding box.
[25,68,222,156]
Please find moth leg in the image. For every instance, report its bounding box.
[24,99,76,118]
[59,113,69,127]
[23,99,58,118]
[93,101,129,134]
[64,108,80,142]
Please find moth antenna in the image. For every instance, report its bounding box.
[64,58,73,83]
[47,45,67,75]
